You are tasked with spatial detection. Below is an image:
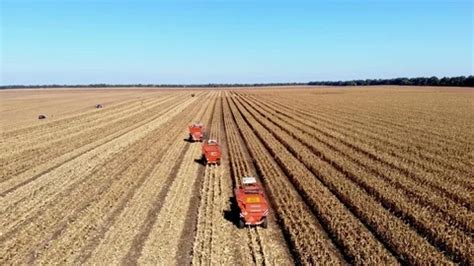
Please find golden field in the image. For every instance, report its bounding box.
[0,86,472,264]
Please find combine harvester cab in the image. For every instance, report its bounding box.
[235,177,269,228]
[188,123,204,142]
[202,139,221,165]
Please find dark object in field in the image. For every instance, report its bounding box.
[95,104,103,108]
[38,114,47,119]
[191,94,195,97]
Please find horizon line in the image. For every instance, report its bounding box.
[2,75,473,88]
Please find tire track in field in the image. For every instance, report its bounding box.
[192,165,233,264]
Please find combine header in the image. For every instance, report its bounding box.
[188,123,204,142]
[235,177,269,228]
[202,139,221,165]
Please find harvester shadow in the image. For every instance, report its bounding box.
[194,157,207,166]
[183,138,194,143]
[223,196,241,228]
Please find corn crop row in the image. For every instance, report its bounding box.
[235,93,472,264]
[225,93,345,265]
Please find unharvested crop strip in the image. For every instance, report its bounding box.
[234,93,455,264]
[225,93,345,265]
[319,99,471,154]
[247,94,473,207]
[264,92,472,164]
[222,95,266,265]
[283,92,473,147]
[257,94,473,182]
[223,94,292,265]
[232,94,400,264]
[243,94,473,227]
[236,93,472,264]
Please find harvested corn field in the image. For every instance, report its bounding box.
[0,86,472,264]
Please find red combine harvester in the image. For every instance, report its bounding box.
[202,139,221,165]
[235,177,269,228]
[188,123,204,142]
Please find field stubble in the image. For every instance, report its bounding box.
[1,86,472,264]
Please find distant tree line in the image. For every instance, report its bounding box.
[1,75,473,89]
[0,82,308,89]
[308,76,474,87]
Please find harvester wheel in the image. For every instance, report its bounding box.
[238,219,245,229]
[262,218,268,228]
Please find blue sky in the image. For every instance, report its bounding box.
[1,0,472,85]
